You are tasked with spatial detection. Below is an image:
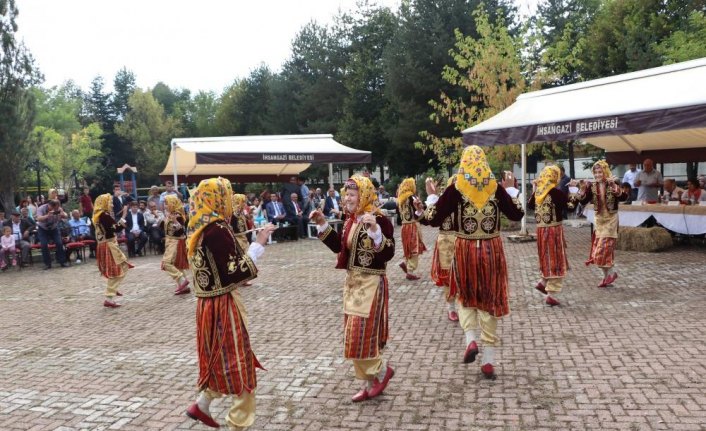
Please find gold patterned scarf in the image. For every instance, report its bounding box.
[592,160,612,182]
[535,165,561,205]
[232,193,247,215]
[187,177,234,258]
[92,194,113,226]
[164,194,185,219]
[397,178,416,205]
[344,175,381,216]
[455,145,497,209]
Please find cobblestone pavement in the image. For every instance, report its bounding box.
[1,224,705,431]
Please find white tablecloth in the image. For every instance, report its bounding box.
[584,205,706,235]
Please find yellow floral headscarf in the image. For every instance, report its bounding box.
[92,194,113,226]
[187,177,234,258]
[455,145,497,209]
[397,178,416,205]
[592,160,612,182]
[535,165,561,205]
[232,193,247,215]
[344,175,381,216]
[164,194,185,219]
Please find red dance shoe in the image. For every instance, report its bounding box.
[604,272,618,286]
[103,300,121,308]
[481,363,496,379]
[463,341,479,364]
[545,296,560,307]
[448,310,459,322]
[175,286,191,295]
[116,291,123,297]
[398,261,408,273]
[535,281,547,295]
[351,388,369,402]
[186,403,220,428]
[406,273,420,280]
[368,366,395,398]
[597,278,608,288]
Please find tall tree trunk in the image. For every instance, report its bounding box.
[379,163,385,183]
[568,141,575,178]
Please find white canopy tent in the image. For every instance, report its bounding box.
[462,57,706,233]
[159,134,372,186]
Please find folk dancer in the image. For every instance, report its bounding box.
[230,194,254,287]
[527,166,570,306]
[161,195,190,295]
[421,146,524,379]
[430,177,459,322]
[184,178,276,430]
[310,175,396,402]
[397,177,426,280]
[573,160,626,287]
[93,194,133,308]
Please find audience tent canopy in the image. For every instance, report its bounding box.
[462,57,706,164]
[160,134,372,183]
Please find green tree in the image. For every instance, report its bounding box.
[115,90,182,183]
[83,76,113,129]
[0,0,43,209]
[179,90,219,137]
[383,0,516,176]
[30,123,103,190]
[337,4,397,181]
[112,67,136,121]
[656,10,706,64]
[419,6,531,173]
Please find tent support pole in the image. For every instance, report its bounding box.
[520,143,528,236]
[328,163,334,189]
[172,141,178,187]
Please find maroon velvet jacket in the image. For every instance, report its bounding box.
[319,214,395,275]
[162,215,185,238]
[190,220,257,298]
[398,196,421,224]
[422,184,524,239]
[95,213,125,242]
[574,182,626,214]
[527,188,568,226]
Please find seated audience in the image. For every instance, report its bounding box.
[144,201,166,253]
[124,201,148,257]
[662,179,684,201]
[681,178,706,204]
[323,188,342,218]
[0,226,17,269]
[620,183,634,205]
[3,210,32,266]
[68,210,96,260]
[265,193,286,225]
[286,192,307,238]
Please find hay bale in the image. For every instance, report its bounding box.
[617,226,673,252]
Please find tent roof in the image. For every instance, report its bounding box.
[462,57,706,163]
[160,134,371,182]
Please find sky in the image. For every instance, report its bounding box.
[16,0,538,94]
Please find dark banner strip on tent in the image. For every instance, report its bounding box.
[463,104,706,146]
[196,152,371,164]
[607,147,706,164]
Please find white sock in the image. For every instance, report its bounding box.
[447,301,455,312]
[106,296,115,302]
[548,291,560,300]
[483,346,495,365]
[376,361,387,380]
[601,267,609,277]
[465,330,477,346]
[364,380,373,390]
[177,276,185,286]
[196,392,211,413]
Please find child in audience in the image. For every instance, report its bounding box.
[0,226,17,269]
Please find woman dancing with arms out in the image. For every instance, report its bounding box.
[421,146,524,379]
[184,178,276,430]
[572,160,626,288]
[93,194,132,308]
[310,175,396,402]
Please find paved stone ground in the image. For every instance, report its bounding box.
[1,224,705,431]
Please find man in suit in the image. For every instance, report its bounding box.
[323,188,342,218]
[286,193,307,238]
[265,194,286,225]
[280,176,301,210]
[3,211,32,266]
[124,201,148,257]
